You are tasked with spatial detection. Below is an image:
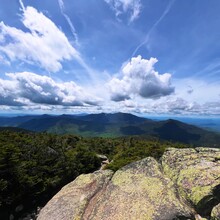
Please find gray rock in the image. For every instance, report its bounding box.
[37,170,113,220]
[162,147,220,217]
[211,203,220,219]
[83,157,193,220]
[38,148,220,220]
[15,204,24,212]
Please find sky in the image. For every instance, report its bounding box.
[0,0,220,116]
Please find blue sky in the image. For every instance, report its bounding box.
[0,0,219,116]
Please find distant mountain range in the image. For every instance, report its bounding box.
[0,113,220,147]
[148,116,220,132]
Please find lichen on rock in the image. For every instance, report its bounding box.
[37,148,220,220]
[162,147,220,217]
[83,157,192,220]
[211,203,220,219]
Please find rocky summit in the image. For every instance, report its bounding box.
[37,148,220,220]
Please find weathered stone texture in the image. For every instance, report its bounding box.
[38,148,220,220]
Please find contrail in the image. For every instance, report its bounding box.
[58,0,79,46]
[132,0,176,57]
[57,0,102,84]
[76,55,104,85]
[18,0,25,11]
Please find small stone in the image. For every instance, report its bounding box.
[15,204,24,212]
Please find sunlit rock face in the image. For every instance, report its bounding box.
[162,148,220,217]
[38,148,220,220]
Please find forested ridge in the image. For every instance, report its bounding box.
[1,113,220,147]
[0,129,197,219]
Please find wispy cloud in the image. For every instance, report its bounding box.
[104,0,142,23]
[0,6,81,72]
[173,77,220,105]
[193,59,220,80]
[132,0,175,56]
[18,0,25,11]
[0,1,102,84]
[0,55,10,66]
[58,0,79,46]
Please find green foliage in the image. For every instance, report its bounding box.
[105,137,186,171]
[0,130,189,218]
[0,131,101,218]
[9,113,220,148]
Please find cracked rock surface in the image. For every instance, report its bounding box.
[37,148,220,220]
[162,148,220,217]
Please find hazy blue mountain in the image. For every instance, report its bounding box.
[0,114,53,127]
[1,113,220,146]
[148,116,220,132]
[79,112,150,124]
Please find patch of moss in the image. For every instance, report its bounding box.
[190,185,212,205]
[74,174,94,186]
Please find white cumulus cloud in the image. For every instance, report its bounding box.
[0,78,24,106]
[0,6,81,72]
[108,55,175,101]
[104,0,142,22]
[0,72,100,107]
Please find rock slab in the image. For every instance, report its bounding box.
[162,148,220,216]
[38,148,220,220]
[37,170,113,220]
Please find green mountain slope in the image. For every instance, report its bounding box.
[1,113,220,146]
